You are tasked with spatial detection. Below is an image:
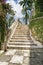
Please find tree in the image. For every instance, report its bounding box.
[22,7,29,24]
[0,0,15,51]
[19,0,32,24]
[0,1,6,50]
[34,0,43,14]
[36,0,43,12]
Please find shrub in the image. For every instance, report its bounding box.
[29,18,43,43]
[32,12,43,19]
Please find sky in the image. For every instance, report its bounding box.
[6,0,23,18]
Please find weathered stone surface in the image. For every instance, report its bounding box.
[15,51,24,56]
[0,62,8,65]
[5,49,16,55]
[23,57,29,64]
[0,55,12,62]
[10,55,23,64]
[29,52,43,65]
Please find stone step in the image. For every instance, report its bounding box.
[11,37,31,40]
[8,44,37,46]
[15,30,29,32]
[12,35,30,38]
[13,34,30,35]
[8,42,37,46]
[11,37,31,39]
[14,33,30,36]
[9,40,33,42]
[7,45,32,49]
[15,28,29,30]
[10,38,32,41]
[7,45,43,50]
[8,41,33,44]
[14,32,29,34]
[13,33,29,35]
[12,35,30,37]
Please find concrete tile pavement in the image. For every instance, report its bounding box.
[0,49,30,65]
[10,55,23,64]
[0,49,43,65]
[5,49,16,55]
[0,62,8,65]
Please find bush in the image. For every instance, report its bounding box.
[29,19,43,43]
[32,12,43,19]
[9,17,13,27]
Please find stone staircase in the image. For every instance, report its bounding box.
[7,22,37,49]
[0,22,43,65]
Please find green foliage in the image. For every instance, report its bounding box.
[0,0,15,51]
[19,0,32,10]
[19,0,32,24]
[29,19,43,43]
[0,1,15,43]
[0,16,6,42]
[0,3,6,42]
[35,0,43,12]
[32,12,43,19]
[9,17,13,26]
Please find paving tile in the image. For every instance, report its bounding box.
[23,57,29,65]
[10,55,23,64]
[0,62,8,65]
[15,51,24,56]
[0,55,12,62]
[23,50,30,57]
[9,63,22,65]
[30,52,36,58]
[0,51,4,55]
[5,49,16,55]
[29,57,42,65]
[29,52,43,65]
[24,53,29,57]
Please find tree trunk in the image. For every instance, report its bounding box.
[26,18,27,24]
[4,36,7,52]
[25,11,27,24]
[0,42,1,50]
[4,42,7,52]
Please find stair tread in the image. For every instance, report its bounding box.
[8,42,33,44]
[7,45,43,48]
[11,38,31,40]
[10,40,32,42]
[12,36,30,39]
[9,43,37,46]
[11,37,31,39]
[12,35,30,37]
